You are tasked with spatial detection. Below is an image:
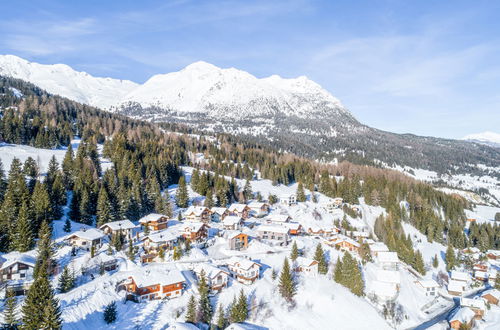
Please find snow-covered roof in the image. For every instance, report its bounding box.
[167,322,199,330]
[295,257,318,268]
[210,207,228,215]
[182,222,206,233]
[256,224,289,234]
[451,270,470,282]
[129,269,185,288]
[139,213,167,224]
[144,229,180,243]
[267,214,290,223]
[482,289,500,300]
[370,281,397,298]
[184,206,208,216]
[376,270,400,284]
[193,263,229,279]
[247,202,268,209]
[370,242,389,253]
[486,250,500,256]
[474,270,488,278]
[283,222,301,230]
[225,230,246,240]
[67,228,105,241]
[449,307,475,323]
[99,219,136,231]
[226,257,260,270]
[417,279,439,288]
[228,204,248,212]
[377,252,399,263]
[335,236,360,247]
[223,216,243,226]
[0,252,36,270]
[448,280,465,293]
[349,231,369,238]
[460,297,486,310]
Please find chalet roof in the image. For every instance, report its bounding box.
[139,213,167,224]
[448,280,465,293]
[486,249,500,256]
[144,229,180,243]
[460,297,486,310]
[67,228,105,241]
[370,242,389,253]
[295,257,318,268]
[474,270,488,278]
[417,279,439,288]
[267,214,290,223]
[129,269,185,288]
[226,257,260,271]
[451,270,470,282]
[223,216,243,226]
[225,230,246,240]
[193,263,229,280]
[335,235,360,247]
[377,252,399,263]
[482,289,500,300]
[247,202,268,209]
[449,307,475,323]
[99,219,137,231]
[182,222,206,233]
[184,206,209,216]
[370,280,397,298]
[349,231,369,238]
[226,322,264,330]
[0,252,36,270]
[228,204,249,212]
[283,222,301,230]
[257,225,289,234]
[279,193,295,199]
[376,269,401,284]
[210,207,228,215]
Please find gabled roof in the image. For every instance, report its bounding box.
[295,257,318,268]
[335,235,360,247]
[370,242,389,252]
[377,252,399,263]
[228,204,249,212]
[283,222,301,230]
[451,270,470,282]
[0,252,36,270]
[99,219,137,231]
[210,207,228,215]
[448,280,465,292]
[449,307,475,323]
[226,257,260,270]
[225,230,246,240]
[482,289,500,300]
[460,297,486,310]
[247,202,268,209]
[223,216,243,226]
[193,263,229,280]
[144,228,180,243]
[256,225,289,234]
[182,222,206,233]
[184,206,209,216]
[267,214,291,223]
[417,279,439,288]
[139,213,168,224]
[67,228,105,241]
[128,269,185,288]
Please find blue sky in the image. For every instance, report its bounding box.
[1,0,499,139]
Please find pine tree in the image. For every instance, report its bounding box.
[3,289,18,329]
[296,182,306,202]
[243,180,252,202]
[63,218,72,232]
[31,181,52,234]
[235,289,248,322]
[103,301,117,324]
[414,250,426,275]
[432,254,439,268]
[58,266,75,293]
[176,176,189,208]
[278,257,296,303]
[334,257,343,283]
[34,221,55,279]
[290,241,299,261]
[12,200,34,252]
[185,295,197,324]
[62,144,74,190]
[204,189,214,208]
[215,304,226,329]
[197,269,212,324]
[445,245,456,272]
[314,243,328,274]
[173,246,183,260]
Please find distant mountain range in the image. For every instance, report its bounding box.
[1,54,499,177]
[463,131,500,148]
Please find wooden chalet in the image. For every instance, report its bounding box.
[222,216,244,231]
[226,231,248,251]
[184,206,211,223]
[65,228,105,251]
[228,204,251,219]
[139,213,169,231]
[124,270,185,301]
[99,219,137,239]
[181,222,208,242]
[481,289,500,305]
[226,257,260,285]
[193,263,230,291]
[210,207,229,222]
[247,202,270,217]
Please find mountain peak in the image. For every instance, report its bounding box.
[463,131,500,147]
[182,61,220,72]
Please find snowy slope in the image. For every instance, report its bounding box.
[0,55,138,109]
[462,131,500,148]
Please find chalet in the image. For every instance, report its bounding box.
[0,252,36,282]
[226,257,260,285]
[369,242,389,257]
[460,297,486,319]
[210,207,229,222]
[222,216,244,231]
[247,202,270,217]
[481,289,500,305]
[99,219,137,239]
[474,270,488,282]
[139,213,169,231]
[226,231,248,251]
[463,247,481,255]
[266,214,291,224]
[473,263,488,272]
[333,236,360,253]
[306,225,336,237]
[193,264,230,291]
[279,194,296,206]
[181,222,208,242]
[370,280,398,302]
[322,197,343,213]
[283,222,302,235]
[486,250,500,260]
[228,204,251,219]
[184,206,211,223]
[450,270,471,286]
[294,257,318,275]
[448,280,466,296]
[347,231,369,241]
[449,307,475,330]
[124,269,185,301]
[416,279,439,297]
[376,252,399,271]
[376,269,401,290]
[65,228,105,251]
[256,225,290,246]
[142,229,180,252]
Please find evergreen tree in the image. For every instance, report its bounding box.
[414,250,426,275]
[176,176,189,208]
[3,289,18,329]
[432,254,439,268]
[314,243,328,274]
[34,221,55,278]
[215,304,226,329]
[58,266,75,293]
[445,245,456,272]
[31,181,52,234]
[63,218,72,232]
[185,295,197,324]
[235,289,248,323]
[278,257,296,303]
[290,241,299,261]
[243,180,252,202]
[12,200,34,252]
[296,182,306,202]
[103,302,117,324]
[333,257,343,284]
[197,269,212,324]
[204,189,214,208]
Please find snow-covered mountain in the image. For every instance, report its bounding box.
[0,55,138,109]
[462,131,500,148]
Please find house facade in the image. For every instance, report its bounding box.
[65,228,105,251]
[222,216,244,231]
[184,206,211,223]
[247,202,270,217]
[227,232,248,251]
[256,225,290,246]
[181,222,208,242]
[294,257,318,275]
[124,270,185,301]
[139,213,169,231]
[210,207,229,222]
[193,264,230,291]
[0,253,36,282]
[226,257,260,285]
[279,194,296,206]
[228,204,251,219]
[99,219,137,239]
